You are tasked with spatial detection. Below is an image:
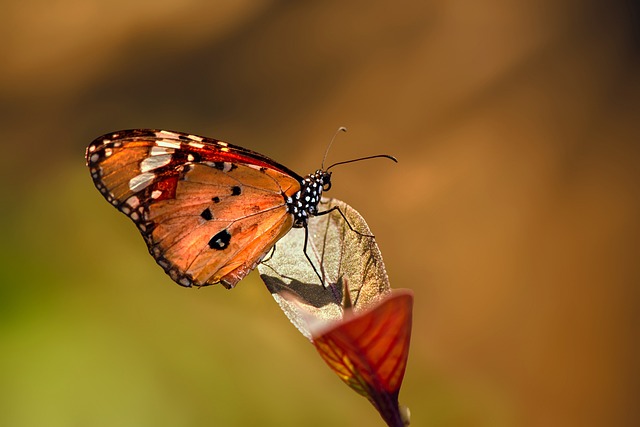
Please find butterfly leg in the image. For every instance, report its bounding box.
[302,225,327,288]
[316,206,375,238]
[260,244,277,264]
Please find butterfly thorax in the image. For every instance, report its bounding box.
[288,169,332,228]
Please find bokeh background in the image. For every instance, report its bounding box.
[1,1,638,426]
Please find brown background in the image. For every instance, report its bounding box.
[1,1,638,426]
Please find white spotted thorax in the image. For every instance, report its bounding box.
[288,169,332,228]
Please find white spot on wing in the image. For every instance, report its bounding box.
[140,154,172,172]
[151,190,163,199]
[187,135,203,142]
[104,148,113,157]
[156,140,181,149]
[126,196,140,208]
[188,141,204,149]
[218,141,228,147]
[128,172,155,192]
[90,153,99,163]
[150,146,174,156]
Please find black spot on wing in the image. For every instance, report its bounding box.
[231,186,241,196]
[212,196,220,203]
[208,229,231,250]
[200,207,213,220]
[212,162,237,171]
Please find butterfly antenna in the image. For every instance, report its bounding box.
[321,126,347,170]
[326,154,398,171]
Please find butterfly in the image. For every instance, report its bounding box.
[86,128,395,289]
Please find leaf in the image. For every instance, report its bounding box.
[258,198,391,339]
[313,290,413,427]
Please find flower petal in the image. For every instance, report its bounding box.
[313,290,413,427]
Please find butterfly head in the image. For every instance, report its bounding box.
[308,169,333,197]
[316,169,333,192]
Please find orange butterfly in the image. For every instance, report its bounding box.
[86,129,394,289]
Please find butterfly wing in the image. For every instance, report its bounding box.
[86,129,301,289]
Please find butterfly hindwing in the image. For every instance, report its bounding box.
[147,163,296,286]
[87,129,301,288]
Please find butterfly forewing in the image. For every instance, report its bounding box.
[86,129,301,288]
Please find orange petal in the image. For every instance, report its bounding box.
[313,290,413,426]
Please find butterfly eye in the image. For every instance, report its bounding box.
[322,172,332,192]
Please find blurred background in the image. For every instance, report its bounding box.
[1,1,638,426]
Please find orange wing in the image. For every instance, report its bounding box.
[87,129,301,289]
